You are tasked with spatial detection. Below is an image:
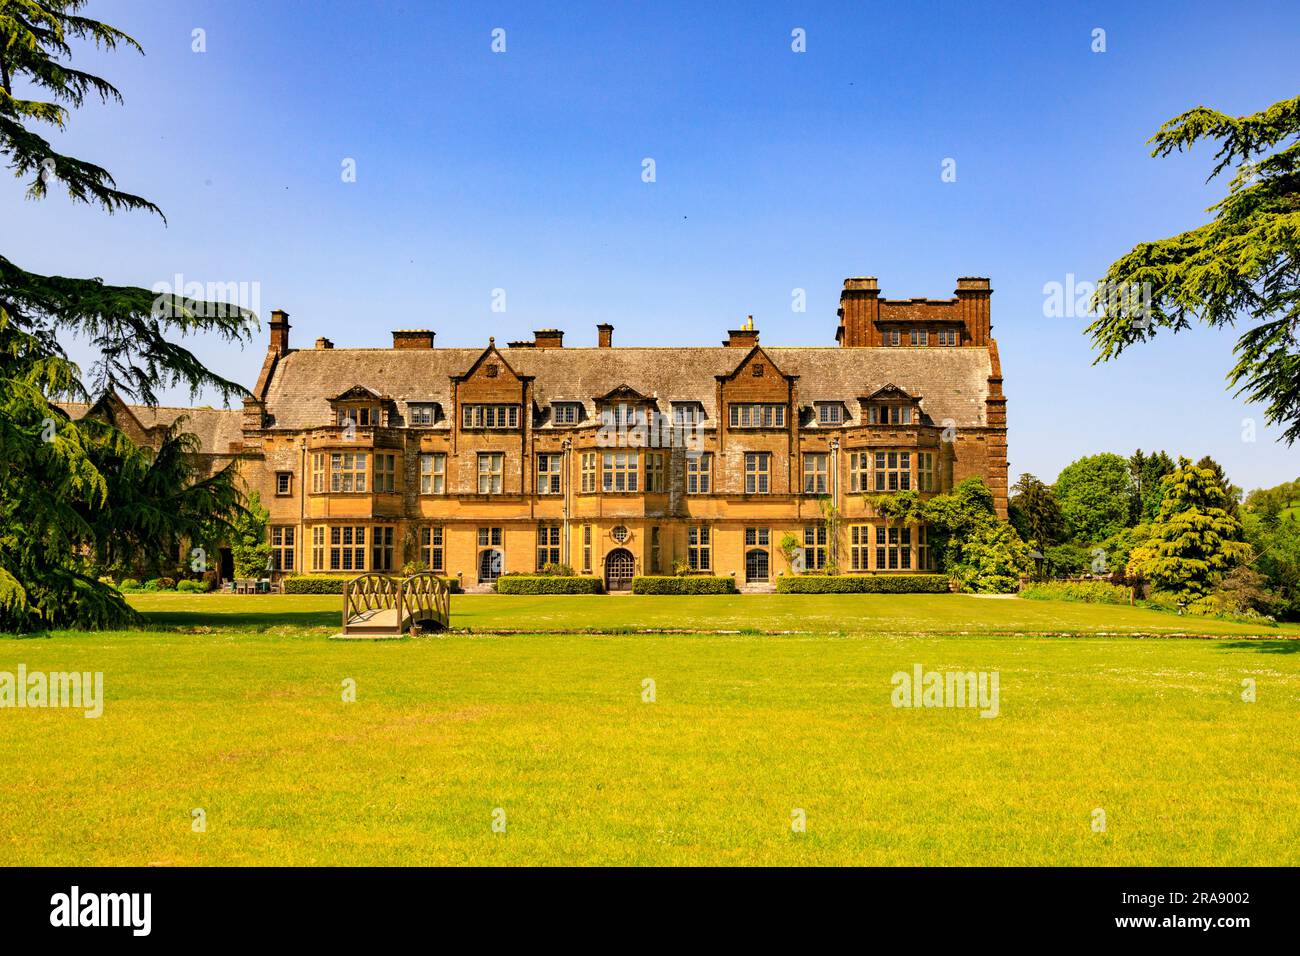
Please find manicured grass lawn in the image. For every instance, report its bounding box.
[124,591,1300,637]
[2,595,1297,866]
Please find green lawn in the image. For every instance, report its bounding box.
[124,591,1300,637]
[2,594,1297,866]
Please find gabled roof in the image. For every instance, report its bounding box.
[595,383,653,403]
[258,344,993,432]
[861,384,922,402]
[326,384,387,403]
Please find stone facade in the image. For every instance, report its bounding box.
[72,276,1010,589]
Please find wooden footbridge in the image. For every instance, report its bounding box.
[334,572,451,638]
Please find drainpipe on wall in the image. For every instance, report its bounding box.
[561,437,572,567]
[829,436,841,568]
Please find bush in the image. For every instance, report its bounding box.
[632,576,737,594]
[156,576,177,591]
[283,575,462,595]
[283,576,346,594]
[176,579,206,593]
[1020,581,1131,604]
[496,575,602,594]
[119,578,140,591]
[776,574,950,594]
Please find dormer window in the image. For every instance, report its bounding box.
[868,404,913,425]
[338,405,380,427]
[408,403,437,426]
[552,402,581,426]
[816,402,845,426]
[600,402,645,428]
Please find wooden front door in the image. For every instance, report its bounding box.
[604,549,635,592]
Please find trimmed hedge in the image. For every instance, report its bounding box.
[1020,581,1131,605]
[632,576,737,595]
[776,574,950,594]
[496,575,603,595]
[283,575,462,595]
[284,576,346,594]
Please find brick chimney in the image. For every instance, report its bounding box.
[268,309,291,356]
[533,329,564,348]
[837,277,880,346]
[391,330,435,349]
[724,317,759,348]
[597,323,613,348]
[315,337,333,350]
[955,277,992,346]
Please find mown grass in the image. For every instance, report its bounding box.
[123,591,1300,637]
[1,596,1297,865]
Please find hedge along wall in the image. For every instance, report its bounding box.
[495,576,604,595]
[631,576,738,595]
[775,574,951,594]
[283,576,462,595]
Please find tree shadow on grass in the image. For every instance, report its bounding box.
[1216,640,1300,655]
[137,609,341,632]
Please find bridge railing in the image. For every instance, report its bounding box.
[398,572,451,630]
[342,572,451,633]
[342,573,400,630]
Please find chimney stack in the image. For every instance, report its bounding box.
[315,337,333,350]
[837,277,881,346]
[533,328,564,348]
[954,277,992,346]
[268,309,291,356]
[391,330,435,350]
[724,317,759,348]
[597,323,613,348]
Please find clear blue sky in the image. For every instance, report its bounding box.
[6,0,1298,491]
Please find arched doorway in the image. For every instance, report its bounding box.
[478,548,503,584]
[605,548,635,592]
[745,549,769,583]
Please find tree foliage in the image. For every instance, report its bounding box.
[1127,459,1253,600]
[1087,95,1300,443]
[874,478,1033,593]
[1008,473,1063,548]
[0,2,255,630]
[229,491,271,579]
[1053,453,1134,544]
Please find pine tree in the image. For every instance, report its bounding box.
[1127,459,1253,600]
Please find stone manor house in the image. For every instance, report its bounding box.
[69,276,1008,591]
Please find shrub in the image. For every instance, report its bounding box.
[496,575,602,594]
[283,576,346,594]
[176,579,206,593]
[283,575,461,595]
[632,576,736,594]
[1020,581,1131,605]
[140,579,160,591]
[119,578,140,591]
[776,574,950,594]
[156,576,177,591]
[401,559,428,576]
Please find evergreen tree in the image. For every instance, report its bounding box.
[1008,473,1064,548]
[0,2,255,629]
[1088,95,1300,443]
[1127,459,1253,600]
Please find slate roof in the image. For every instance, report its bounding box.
[260,345,994,432]
[59,401,245,454]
